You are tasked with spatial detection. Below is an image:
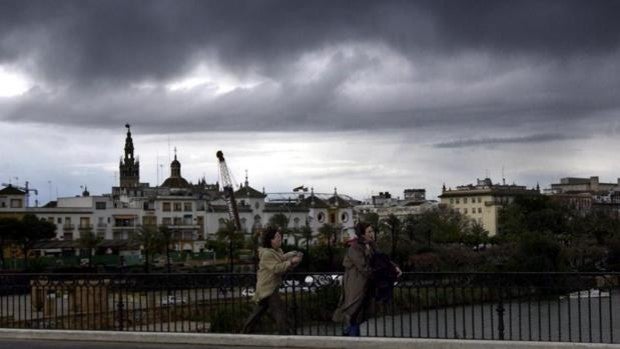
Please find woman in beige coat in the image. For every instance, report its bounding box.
[332,222,377,336]
[242,226,302,334]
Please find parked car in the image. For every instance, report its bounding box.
[241,281,312,298]
[304,274,342,288]
[161,295,187,305]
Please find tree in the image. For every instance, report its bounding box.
[380,214,401,260]
[77,228,103,268]
[0,217,20,269]
[268,213,289,231]
[359,212,379,230]
[216,219,245,272]
[318,223,340,270]
[158,225,174,273]
[131,225,162,273]
[269,213,292,244]
[462,221,489,251]
[15,214,56,269]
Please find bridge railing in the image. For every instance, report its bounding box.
[0,272,618,343]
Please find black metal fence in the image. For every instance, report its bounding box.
[0,272,618,343]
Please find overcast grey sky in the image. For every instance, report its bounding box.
[2,0,620,204]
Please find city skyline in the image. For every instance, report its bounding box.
[2,1,620,203]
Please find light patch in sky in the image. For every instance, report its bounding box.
[0,66,31,97]
[166,63,263,94]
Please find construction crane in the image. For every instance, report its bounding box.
[1,181,38,207]
[216,150,241,272]
[216,151,242,230]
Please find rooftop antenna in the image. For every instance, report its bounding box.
[485,169,490,179]
[502,166,506,185]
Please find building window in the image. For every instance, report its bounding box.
[174,217,182,225]
[449,198,454,204]
[255,202,260,209]
[478,207,482,213]
[478,197,482,203]
[218,218,226,229]
[456,199,460,204]
[293,217,300,228]
[162,217,172,225]
[162,202,171,212]
[464,208,468,214]
[10,199,22,208]
[184,202,192,212]
[173,202,182,212]
[95,202,106,210]
[340,212,349,223]
[463,198,468,204]
[317,212,325,223]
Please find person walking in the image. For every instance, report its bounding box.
[242,226,303,334]
[333,222,401,336]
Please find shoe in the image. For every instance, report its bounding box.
[350,324,360,337]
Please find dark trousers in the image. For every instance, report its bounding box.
[242,292,289,335]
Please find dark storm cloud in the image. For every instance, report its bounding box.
[1,0,620,134]
[2,0,620,84]
[433,133,577,148]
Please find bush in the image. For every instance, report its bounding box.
[209,304,253,333]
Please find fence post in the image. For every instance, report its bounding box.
[116,286,125,331]
[496,288,505,340]
[291,280,298,335]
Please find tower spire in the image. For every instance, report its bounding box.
[119,124,140,188]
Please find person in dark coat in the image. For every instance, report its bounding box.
[371,251,400,303]
[332,222,376,336]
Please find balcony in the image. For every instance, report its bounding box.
[112,224,141,231]
[78,224,94,230]
[97,223,108,228]
[62,224,75,230]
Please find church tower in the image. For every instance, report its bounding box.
[119,124,140,188]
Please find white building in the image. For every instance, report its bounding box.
[1,125,358,257]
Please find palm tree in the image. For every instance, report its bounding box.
[77,228,103,268]
[158,225,174,273]
[131,225,161,273]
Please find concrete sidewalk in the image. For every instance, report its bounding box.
[1,329,620,349]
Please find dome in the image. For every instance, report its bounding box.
[161,152,190,188]
[161,176,190,188]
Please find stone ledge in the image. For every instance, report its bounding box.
[1,329,620,349]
